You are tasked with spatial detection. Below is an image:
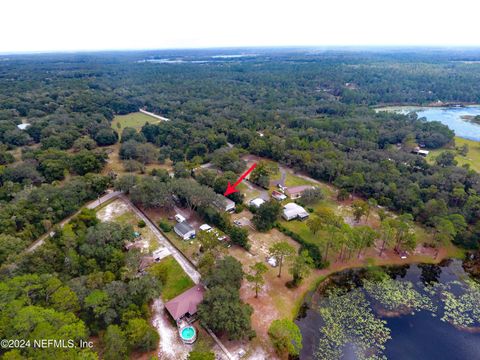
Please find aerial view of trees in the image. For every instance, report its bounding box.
[2,48,480,358]
[0,210,160,359]
[198,256,254,340]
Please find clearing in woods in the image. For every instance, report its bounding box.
[427,137,480,173]
[111,111,160,132]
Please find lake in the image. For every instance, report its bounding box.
[376,106,480,141]
[296,260,480,360]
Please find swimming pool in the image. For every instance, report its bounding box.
[179,326,196,344]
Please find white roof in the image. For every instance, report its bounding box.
[17,123,30,130]
[250,198,265,207]
[153,247,171,260]
[284,202,302,210]
[267,256,277,267]
[175,214,186,222]
[283,202,309,218]
[199,224,212,231]
[272,192,287,200]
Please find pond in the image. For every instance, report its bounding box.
[296,260,480,360]
[376,106,480,141]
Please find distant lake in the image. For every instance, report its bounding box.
[376,106,480,141]
[296,260,480,360]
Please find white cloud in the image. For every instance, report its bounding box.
[1,0,479,53]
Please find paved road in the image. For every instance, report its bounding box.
[26,190,123,253]
[272,164,287,187]
[120,195,201,284]
[139,108,170,121]
[244,179,270,201]
[119,197,233,358]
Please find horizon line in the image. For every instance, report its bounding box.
[3,44,480,56]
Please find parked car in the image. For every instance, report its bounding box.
[394,247,408,259]
[175,214,186,223]
[267,256,278,267]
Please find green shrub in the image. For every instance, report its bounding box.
[159,220,172,232]
[137,220,146,228]
[234,203,245,213]
[275,223,327,269]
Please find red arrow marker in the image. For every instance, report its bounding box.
[224,163,257,196]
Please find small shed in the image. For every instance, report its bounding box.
[249,198,266,208]
[153,247,171,262]
[272,190,287,201]
[412,146,429,157]
[174,222,196,240]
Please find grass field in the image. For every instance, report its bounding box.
[427,137,480,173]
[284,172,315,187]
[111,112,159,132]
[148,256,195,301]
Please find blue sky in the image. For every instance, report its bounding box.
[2,0,480,53]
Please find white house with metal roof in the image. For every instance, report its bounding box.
[282,202,309,221]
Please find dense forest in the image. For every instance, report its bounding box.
[2,48,480,358]
[1,48,480,264]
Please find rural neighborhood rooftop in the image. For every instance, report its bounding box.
[213,194,236,212]
[285,185,315,199]
[250,197,266,208]
[174,221,195,240]
[282,202,309,221]
[165,284,205,322]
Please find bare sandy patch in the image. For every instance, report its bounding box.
[151,299,191,360]
[96,199,129,222]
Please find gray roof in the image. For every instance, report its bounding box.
[213,194,235,209]
[174,221,194,235]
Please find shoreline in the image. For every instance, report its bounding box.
[373,102,480,110]
[293,247,464,320]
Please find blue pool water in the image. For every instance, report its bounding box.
[181,326,195,340]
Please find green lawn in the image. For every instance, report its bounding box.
[427,137,480,173]
[284,173,315,187]
[148,256,195,301]
[280,218,326,248]
[111,112,158,132]
[282,172,335,199]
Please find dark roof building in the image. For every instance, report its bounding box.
[165,284,205,321]
[285,185,315,199]
[213,194,235,212]
[174,221,196,240]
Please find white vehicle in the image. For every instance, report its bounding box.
[199,224,213,232]
[175,214,186,223]
[267,256,278,267]
[277,184,287,192]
